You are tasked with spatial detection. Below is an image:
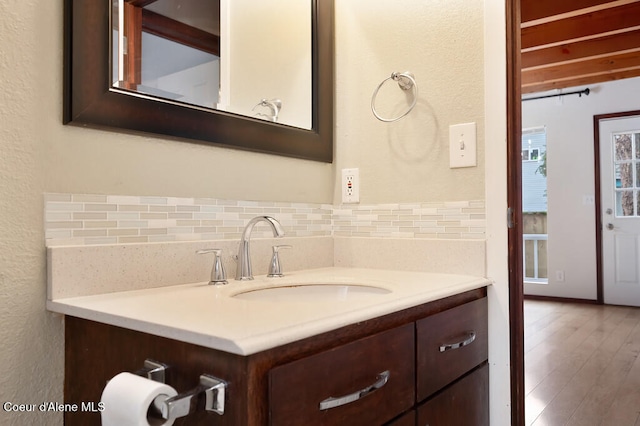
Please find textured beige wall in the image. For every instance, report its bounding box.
[1,1,64,424]
[334,0,485,204]
[0,1,485,424]
[0,1,331,424]
[46,130,332,201]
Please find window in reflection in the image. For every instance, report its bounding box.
[112,0,220,109]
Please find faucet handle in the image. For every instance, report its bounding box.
[197,249,228,285]
[268,245,292,278]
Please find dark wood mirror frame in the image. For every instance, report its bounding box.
[63,0,334,163]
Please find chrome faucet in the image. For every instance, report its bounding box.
[236,216,285,280]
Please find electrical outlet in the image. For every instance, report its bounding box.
[341,168,360,203]
[555,270,565,282]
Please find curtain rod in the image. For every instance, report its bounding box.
[522,88,590,102]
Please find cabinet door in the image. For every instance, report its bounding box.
[386,410,416,426]
[269,323,415,426]
[416,297,488,401]
[417,364,489,426]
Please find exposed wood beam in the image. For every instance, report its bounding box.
[522,51,640,93]
[521,0,640,94]
[523,0,615,22]
[521,2,640,50]
[126,0,159,7]
[521,0,637,25]
[522,51,640,84]
[141,9,220,56]
[522,69,640,94]
[521,29,640,69]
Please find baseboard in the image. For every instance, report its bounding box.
[523,294,600,304]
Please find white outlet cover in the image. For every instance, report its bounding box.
[449,122,477,168]
[341,168,360,204]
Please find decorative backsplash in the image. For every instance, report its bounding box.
[333,201,485,239]
[44,194,485,246]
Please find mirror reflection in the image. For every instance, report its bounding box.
[111,0,312,129]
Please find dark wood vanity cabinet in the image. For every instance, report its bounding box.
[64,288,488,426]
[418,364,489,426]
[269,324,415,426]
[416,297,489,425]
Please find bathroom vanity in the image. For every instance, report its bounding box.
[51,268,489,425]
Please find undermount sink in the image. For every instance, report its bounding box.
[232,283,391,302]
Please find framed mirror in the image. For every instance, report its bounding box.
[63,0,334,162]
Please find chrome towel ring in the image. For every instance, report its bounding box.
[371,72,418,122]
[252,98,282,122]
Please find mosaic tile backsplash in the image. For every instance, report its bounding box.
[44,194,485,246]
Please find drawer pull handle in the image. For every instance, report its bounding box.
[439,331,476,352]
[318,370,390,410]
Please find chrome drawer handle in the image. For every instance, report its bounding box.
[319,370,390,411]
[439,331,476,352]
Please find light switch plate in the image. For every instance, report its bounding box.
[449,122,477,168]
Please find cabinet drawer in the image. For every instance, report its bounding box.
[269,323,415,426]
[417,363,489,426]
[416,297,488,400]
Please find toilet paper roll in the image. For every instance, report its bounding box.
[100,372,178,426]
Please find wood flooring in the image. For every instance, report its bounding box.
[524,299,640,425]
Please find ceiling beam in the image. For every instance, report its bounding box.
[126,0,159,7]
[521,0,640,94]
[521,2,640,50]
[521,28,640,69]
[522,51,640,93]
[141,9,220,56]
[522,0,616,22]
[522,69,640,94]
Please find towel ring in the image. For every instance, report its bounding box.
[371,72,418,122]
[252,98,282,122]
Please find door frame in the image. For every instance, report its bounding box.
[507,2,640,423]
[593,110,640,305]
[506,0,525,425]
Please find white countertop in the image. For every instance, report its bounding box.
[47,267,490,356]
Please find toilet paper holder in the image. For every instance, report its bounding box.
[134,359,226,420]
[135,359,168,383]
[154,374,227,420]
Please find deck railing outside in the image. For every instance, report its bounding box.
[524,233,548,283]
